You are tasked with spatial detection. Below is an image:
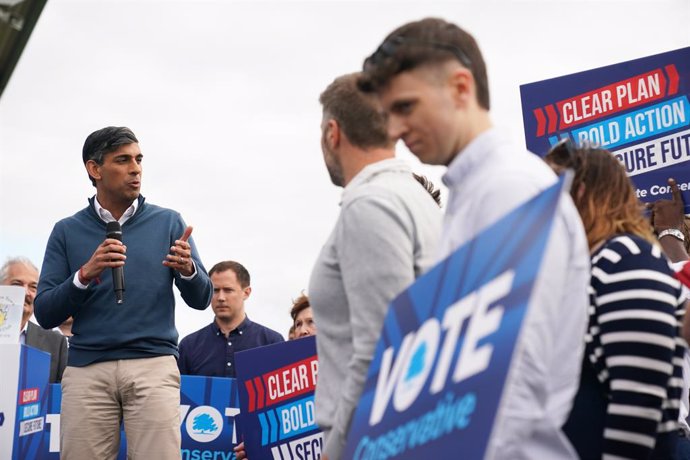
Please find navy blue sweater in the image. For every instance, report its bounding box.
[35,196,213,367]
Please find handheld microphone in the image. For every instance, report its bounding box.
[106,221,125,304]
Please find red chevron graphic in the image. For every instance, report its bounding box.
[666,64,679,95]
[545,105,558,134]
[533,108,547,137]
[245,379,257,413]
[254,376,265,410]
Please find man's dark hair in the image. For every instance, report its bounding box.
[319,73,391,150]
[358,17,490,110]
[413,173,442,207]
[209,260,251,288]
[82,126,139,186]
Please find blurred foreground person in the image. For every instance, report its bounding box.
[547,142,687,459]
[359,17,589,459]
[309,72,441,459]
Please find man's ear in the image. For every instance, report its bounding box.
[448,66,474,107]
[243,286,252,300]
[325,119,341,149]
[85,160,102,182]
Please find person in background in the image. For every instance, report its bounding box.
[647,177,690,458]
[177,260,283,378]
[1,257,67,383]
[546,142,686,459]
[290,293,316,338]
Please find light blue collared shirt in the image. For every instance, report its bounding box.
[440,128,590,460]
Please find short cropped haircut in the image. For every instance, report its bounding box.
[82,126,139,186]
[290,293,311,322]
[0,257,38,283]
[319,73,391,150]
[358,17,490,110]
[208,261,251,288]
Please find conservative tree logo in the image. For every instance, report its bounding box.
[186,407,223,442]
[193,413,219,434]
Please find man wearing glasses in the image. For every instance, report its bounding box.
[358,18,590,459]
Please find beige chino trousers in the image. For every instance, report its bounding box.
[60,355,181,460]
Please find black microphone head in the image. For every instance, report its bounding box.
[106,221,122,241]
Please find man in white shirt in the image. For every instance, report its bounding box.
[358,18,590,459]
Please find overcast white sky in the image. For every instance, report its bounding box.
[1,0,689,339]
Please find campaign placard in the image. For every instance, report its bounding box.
[38,375,240,459]
[0,286,24,344]
[520,47,690,212]
[235,336,322,460]
[0,344,50,460]
[179,375,241,460]
[343,177,565,459]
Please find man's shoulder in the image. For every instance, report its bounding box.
[179,323,213,345]
[343,173,436,218]
[27,322,66,345]
[140,201,178,216]
[54,204,95,227]
[247,320,284,343]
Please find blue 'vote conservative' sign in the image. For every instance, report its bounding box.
[342,177,566,459]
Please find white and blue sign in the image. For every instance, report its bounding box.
[13,346,50,460]
[520,47,690,212]
[343,178,565,459]
[37,375,240,459]
[235,336,322,460]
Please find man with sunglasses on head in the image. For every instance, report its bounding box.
[358,18,589,459]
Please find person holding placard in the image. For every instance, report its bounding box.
[358,18,590,459]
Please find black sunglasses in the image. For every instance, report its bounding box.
[363,35,473,70]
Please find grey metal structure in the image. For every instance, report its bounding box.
[0,0,47,99]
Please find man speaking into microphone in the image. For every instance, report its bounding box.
[34,126,213,459]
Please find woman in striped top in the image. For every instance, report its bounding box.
[546,143,686,459]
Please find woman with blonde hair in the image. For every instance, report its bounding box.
[545,142,686,459]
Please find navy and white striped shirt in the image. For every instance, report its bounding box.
[584,234,686,459]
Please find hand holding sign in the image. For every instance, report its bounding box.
[648,178,686,230]
[647,178,689,262]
